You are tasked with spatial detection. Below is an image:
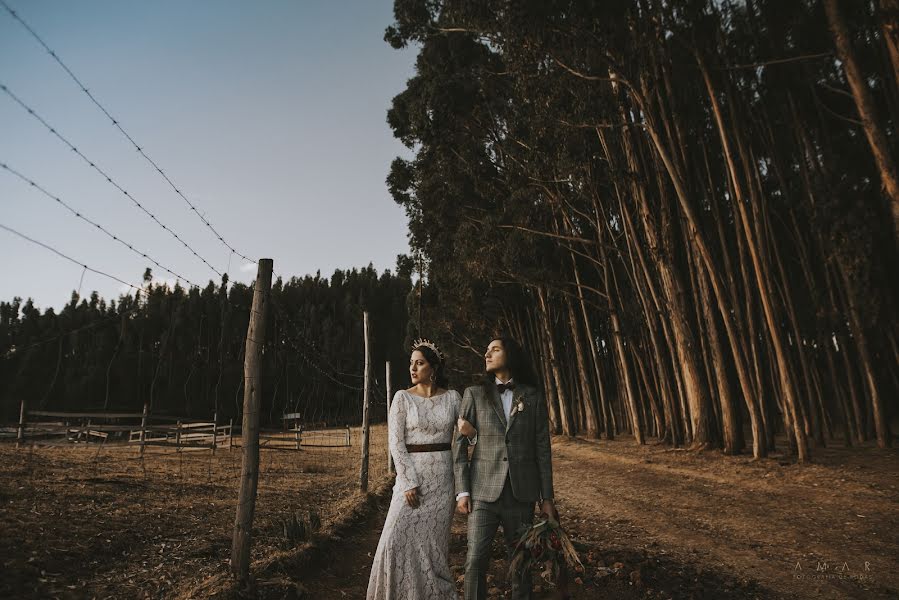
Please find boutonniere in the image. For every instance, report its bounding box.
[512,395,526,416]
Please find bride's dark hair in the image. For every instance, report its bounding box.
[412,344,449,388]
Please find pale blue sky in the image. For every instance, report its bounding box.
[0,0,416,308]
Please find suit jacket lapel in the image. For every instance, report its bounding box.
[488,384,507,429]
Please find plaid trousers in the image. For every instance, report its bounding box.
[464,475,534,600]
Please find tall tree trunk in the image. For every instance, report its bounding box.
[880,0,899,96]
[697,247,743,454]
[622,216,681,445]
[530,308,562,435]
[633,336,664,437]
[571,252,614,439]
[601,262,643,444]
[564,289,600,438]
[605,95,712,448]
[605,68,766,458]
[537,287,574,436]
[825,340,855,447]
[825,0,899,243]
[837,262,893,447]
[698,55,809,461]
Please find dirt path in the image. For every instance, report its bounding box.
[300,436,899,599]
[550,437,899,599]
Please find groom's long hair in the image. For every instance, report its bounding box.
[480,336,537,392]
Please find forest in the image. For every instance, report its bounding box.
[0,262,415,426]
[2,2,898,598]
[383,0,898,461]
[3,0,897,465]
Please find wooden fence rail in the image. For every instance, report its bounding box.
[11,407,356,454]
[11,408,233,451]
[129,420,233,451]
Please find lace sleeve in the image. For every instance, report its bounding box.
[389,391,419,492]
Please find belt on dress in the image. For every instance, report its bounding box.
[406,443,451,453]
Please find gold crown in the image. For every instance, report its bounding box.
[412,338,446,362]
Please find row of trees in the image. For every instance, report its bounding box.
[0,263,416,426]
[385,0,898,460]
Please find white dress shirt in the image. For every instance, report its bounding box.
[498,376,514,421]
[457,377,513,502]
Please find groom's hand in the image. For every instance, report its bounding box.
[456,496,471,515]
[540,499,559,522]
[457,417,476,439]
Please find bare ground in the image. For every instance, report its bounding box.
[0,425,391,600]
[1,429,897,599]
[299,435,899,600]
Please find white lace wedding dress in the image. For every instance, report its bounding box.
[366,389,461,599]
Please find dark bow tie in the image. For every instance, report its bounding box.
[496,382,516,394]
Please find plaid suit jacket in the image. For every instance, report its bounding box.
[453,381,554,503]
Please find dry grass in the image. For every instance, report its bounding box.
[0,423,390,599]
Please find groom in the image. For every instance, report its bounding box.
[454,336,556,600]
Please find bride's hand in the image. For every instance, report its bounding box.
[404,487,420,508]
[457,417,476,438]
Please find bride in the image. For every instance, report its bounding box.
[366,339,476,599]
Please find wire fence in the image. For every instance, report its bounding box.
[5,417,390,487]
[0,400,392,595]
[0,0,255,265]
[0,5,402,596]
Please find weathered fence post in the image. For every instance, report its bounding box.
[228,418,234,450]
[386,361,394,474]
[230,258,273,586]
[176,420,182,452]
[360,310,371,493]
[212,410,218,454]
[16,398,26,448]
[139,403,149,455]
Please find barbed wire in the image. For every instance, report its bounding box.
[0,222,143,294]
[270,289,398,404]
[0,83,225,278]
[275,309,366,392]
[273,311,367,382]
[0,0,255,264]
[0,254,388,405]
[267,286,373,384]
[1,161,201,289]
[0,224,254,358]
[271,272,378,383]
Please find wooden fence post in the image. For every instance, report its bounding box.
[212,410,218,454]
[360,310,371,493]
[16,399,26,448]
[230,258,273,586]
[176,420,182,452]
[139,403,149,455]
[386,361,394,474]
